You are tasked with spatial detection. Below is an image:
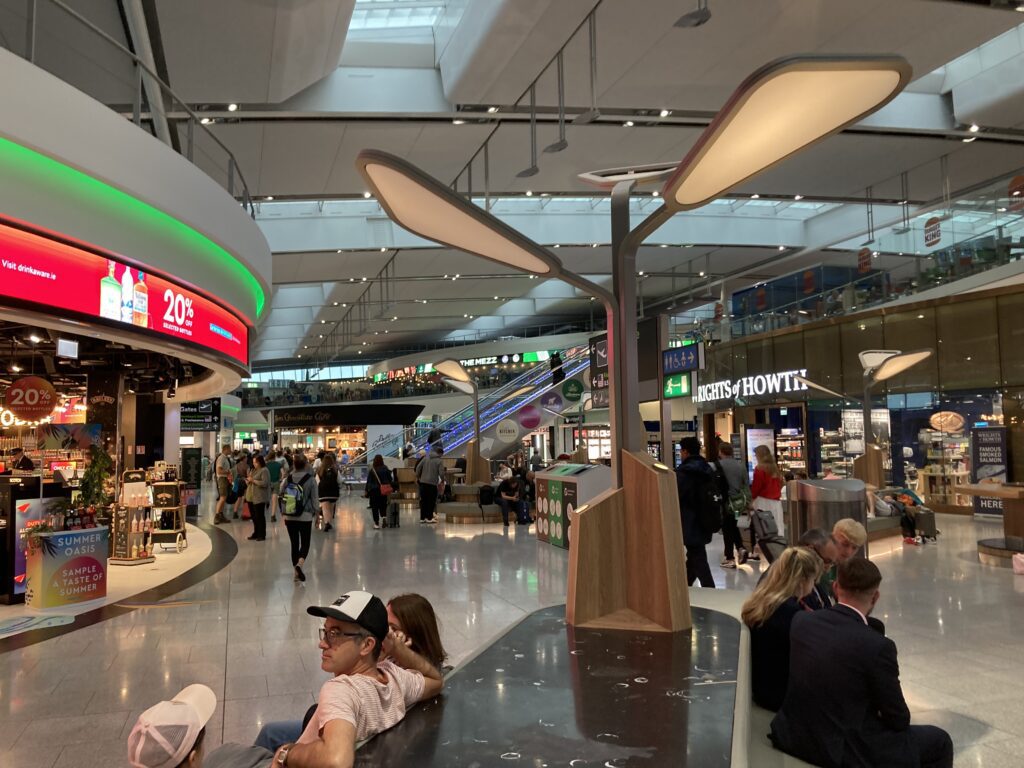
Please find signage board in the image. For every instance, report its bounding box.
[924,216,942,247]
[694,369,809,404]
[0,220,249,367]
[970,427,1007,517]
[4,376,57,421]
[25,527,108,609]
[180,399,221,432]
[662,343,704,374]
[743,425,776,483]
[589,333,609,408]
[857,247,872,274]
[663,372,692,399]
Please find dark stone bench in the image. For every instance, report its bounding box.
[355,604,739,766]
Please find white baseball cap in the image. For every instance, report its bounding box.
[127,684,217,768]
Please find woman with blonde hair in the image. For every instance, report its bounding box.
[751,443,785,539]
[741,546,822,711]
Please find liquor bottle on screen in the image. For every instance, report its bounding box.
[120,266,134,323]
[100,260,121,320]
[133,272,149,327]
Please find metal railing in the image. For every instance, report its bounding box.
[9,0,255,216]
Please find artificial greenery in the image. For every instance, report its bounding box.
[79,445,114,508]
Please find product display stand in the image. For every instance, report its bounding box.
[151,504,187,553]
[109,506,155,566]
[567,450,690,632]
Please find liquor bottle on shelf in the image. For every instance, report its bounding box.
[133,272,149,327]
[131,542,139,559]
[120,265,134,323]
[100,260,121,320]
[131,512,139,533]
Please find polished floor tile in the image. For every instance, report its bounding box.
[0,492,1021,767]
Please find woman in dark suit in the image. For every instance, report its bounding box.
[365,454,394,530]
[741,546,822,711]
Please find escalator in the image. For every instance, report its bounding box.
[361,346,590,461]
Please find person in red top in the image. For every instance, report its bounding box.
[751,444,785,537]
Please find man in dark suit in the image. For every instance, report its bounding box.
[770,558,952,768]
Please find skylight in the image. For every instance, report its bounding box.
[350,0,449,32]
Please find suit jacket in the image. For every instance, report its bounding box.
[770,605,916,768]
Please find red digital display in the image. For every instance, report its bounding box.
[0,220,249,366]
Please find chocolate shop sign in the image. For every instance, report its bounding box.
[694,369,809,404]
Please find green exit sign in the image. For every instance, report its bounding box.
[663,372,692,399]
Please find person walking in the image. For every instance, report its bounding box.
[317,452,340,533]
[415,444,444,524]
[751,443,785,538]
[714,441,751,567]
[280,454,318,582]
[366,454,394,529]
[246,454,270,541]
[231,451,250,520]
[266,450,284,522]
[213,444,233,525]
[676,436,716,588]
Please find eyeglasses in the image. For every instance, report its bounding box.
[318,627,365,647]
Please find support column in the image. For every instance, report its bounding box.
[609,180,644,456]
[164,403,181,468]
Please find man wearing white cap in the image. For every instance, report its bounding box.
[127,683,218,768]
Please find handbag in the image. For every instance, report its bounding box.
[372,468,394,497]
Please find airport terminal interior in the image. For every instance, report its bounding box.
[3,1,1024,766]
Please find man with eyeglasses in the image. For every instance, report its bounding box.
[255,590,443,766]
[796,528,840,609]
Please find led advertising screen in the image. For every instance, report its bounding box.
[0,220,249,367]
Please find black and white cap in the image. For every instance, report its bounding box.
[307,590,389,641]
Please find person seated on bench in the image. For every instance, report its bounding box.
[387,593,449,673]
[253,591,443,760]
[741,546,822,711]
[771,559,953,768]
[498,475,530,526]
[795,528,839,609]
[495,462,513,481]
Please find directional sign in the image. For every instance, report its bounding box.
[662,342,704,374]
[663,373,692,400]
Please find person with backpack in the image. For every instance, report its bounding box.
[365,454,394,530]
[316,452,340,533]
[676,437,718,588]
[280,454,318,582]
[714,441,751,568]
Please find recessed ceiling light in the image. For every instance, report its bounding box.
[778,245,785,251]
[304,345,308,349]
[487,106,499,114]
[380,247,386,252]
[638,271,644,276]
[265,195,274,201]
[699,271,705,277]
[227,103,238,112]
[659,109,670,118]
[463,313,469,318]
[969,124,980,133]
[297,354,302,359]
[659,244,668,248]
[623,120,634,127]
[384,330,389,334]
[318,334,324,339]
[321,319,326,324]
[493,296,499,300]
[10,364,21,372]
[872,251,879,257]
[358,350,362,354]
[336,249,343,253]
[793,194,803,200]
[363,191,372,198]
[361,277,367,282]
[28,334,41,343]
[525,190,533,197]
[591,243,598,248]
[652,190,660,197]
[452,119,466,125]
[454,274,460,279]
[962,136,976,143]
[751,193,760,199]
[552,244,560,248]
[998,207,1007,212]
[540,192,550,197]
[199,117,213,125]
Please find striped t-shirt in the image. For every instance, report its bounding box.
[298,661,425,744]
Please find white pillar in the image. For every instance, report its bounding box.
[164,403,181,466]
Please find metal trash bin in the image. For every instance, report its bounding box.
[787,478,869,556]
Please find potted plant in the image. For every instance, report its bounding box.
[79,445,115,510]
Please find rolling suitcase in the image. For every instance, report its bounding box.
[385,499,400,528]
[751,508,787,564]
[915,508,937,540]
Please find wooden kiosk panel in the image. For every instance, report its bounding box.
[567,451,691,632]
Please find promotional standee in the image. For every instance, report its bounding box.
[23,524,109,610]
[535,464,611,549]
[743,425,776,483]
[971,427,1008,517]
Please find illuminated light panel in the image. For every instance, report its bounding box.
[0,135,265,316]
